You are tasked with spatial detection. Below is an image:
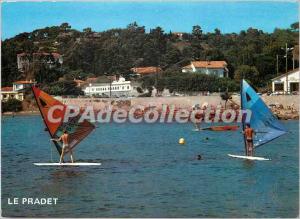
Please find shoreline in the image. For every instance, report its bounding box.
[2,111,40,116]
[2,95,299,120]
[2,110,299,121]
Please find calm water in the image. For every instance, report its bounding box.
[1,115,299,217]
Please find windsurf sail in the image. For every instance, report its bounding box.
[31,86,95,155]
[240,80,287,149]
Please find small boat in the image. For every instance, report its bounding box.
[202,125,239,131]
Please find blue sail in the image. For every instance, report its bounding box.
[241,80,287,148]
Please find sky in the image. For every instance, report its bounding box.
[2,1,299,39]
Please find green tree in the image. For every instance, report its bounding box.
[234,65,260,85]
[60,23,71,31]
[290,22,299,31]
[2,99,23,112]
[44,80,83,96]
[192,25,203,39]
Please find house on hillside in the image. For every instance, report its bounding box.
[13,80,36,91]
[172,32,184,40]
[130,67,162,77]
[1,80,36,101]
[17,52,63,72]
[182,61,228,77]
[271,68,299,94]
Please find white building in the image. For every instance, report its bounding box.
[182,61,228,77]
[13,80,36,91]
[1,80,36,101]
[84,76,132,97]
[271,68,299,94]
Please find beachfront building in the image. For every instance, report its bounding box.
[130,66,162,77]
[83,76,132,97]
[271,68,299,94]
[182,61,229,77]
[1,87,24,101]
[1,80,36,101]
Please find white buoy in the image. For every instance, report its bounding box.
[179,138,185,145]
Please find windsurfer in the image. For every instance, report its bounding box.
[243,123,255,156]
[52,130,75,163]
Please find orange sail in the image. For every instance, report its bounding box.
[32,86,95,154]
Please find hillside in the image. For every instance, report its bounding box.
[2,22,299,88]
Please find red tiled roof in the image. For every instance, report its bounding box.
[1,87,13,92]
[74,79,85,83]
[51,52,62,59]
[13,80,35,84]
[183,61,227,69]
[17,52,62,58]
[86,77,98,83]
[131,67,162,75]
[17,53,27,57]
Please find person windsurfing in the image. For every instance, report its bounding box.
[52,130,75,163]
[243,123,255,156]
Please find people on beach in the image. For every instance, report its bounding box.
[243,123,255,156]
[52,130,75,163]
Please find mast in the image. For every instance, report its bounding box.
[240,80,247,156]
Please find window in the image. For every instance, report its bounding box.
[274,83,284,91]
[290,82,299,92]
[127,86,130,89]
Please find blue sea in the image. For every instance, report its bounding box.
[1,115,299,217]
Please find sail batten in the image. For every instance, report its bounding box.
[240,80,287,148]
[32,86,95,154]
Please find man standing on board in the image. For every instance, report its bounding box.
[243,123,255,156]
[52,130,75,163]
